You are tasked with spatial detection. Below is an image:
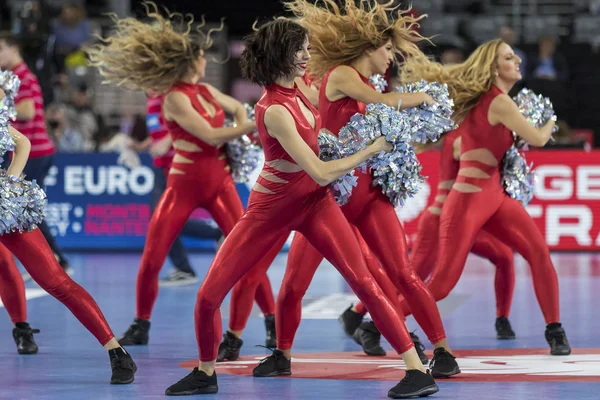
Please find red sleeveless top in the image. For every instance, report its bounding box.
[456,85,514,193]
[166,82,226,159]
[319,66,386,220]
[245,82,328,222]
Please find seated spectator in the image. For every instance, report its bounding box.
[65,82,96,150]
[542,121,590,150]
[46,102,85,152]
[52,1,91,74]
[528,36,569,82]
[440,47,464,65]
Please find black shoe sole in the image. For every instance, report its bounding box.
[111,376,135,385]
[117,339,148,346]
[165,385,219,396]
[388,383,439,398]
[364,348,387,356]
[431,365,461,378]
[497,334,516,340]
[253,369,292,377]
[550,348,572,356]
[216,351,240,362]
[17,348,39,355]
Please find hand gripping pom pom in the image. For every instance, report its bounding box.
[394,80,457,144]
[338,103,425,207]
[501,144,535,206]
[318,132,358,206]
[369,74,388,94]
[512,88,558,146]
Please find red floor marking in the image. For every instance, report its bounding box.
[180,349,600,382]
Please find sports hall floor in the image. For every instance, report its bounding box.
[1,251,598,399]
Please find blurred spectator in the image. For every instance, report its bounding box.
[65,82,97,150]
[52,1,91,74]
[440,47,464,65]
[499,26,527,81]
[93,115,141,168]
[528,36,569,82]
[12,0,50,69]
[46,102,85,152]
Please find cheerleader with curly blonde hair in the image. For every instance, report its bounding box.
[87,1,284,349]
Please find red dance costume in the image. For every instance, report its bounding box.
[0,244,26,323]
[135,82,277,321]
[270,67,446,350]
[194,82,418,361]
[395,86,560,323]
[0,229,113,344]
[354,128,516,319]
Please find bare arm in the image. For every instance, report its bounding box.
[488,94,554,147]
[15,99,35,121]
[328,66,435,110]
[6,126,31,177]
[149,134,172,157]
[163,92,255,146]
[204,84,248,126]
[452,136,461,160]
[264,105,390,186]
[295,77,319,108]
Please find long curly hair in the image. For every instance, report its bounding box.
[86,1,223,94]
[283,0,427,80]
[401,39,505,123]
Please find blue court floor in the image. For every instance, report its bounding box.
[0,251,599,399]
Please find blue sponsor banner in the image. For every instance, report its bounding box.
[43,153,251,250]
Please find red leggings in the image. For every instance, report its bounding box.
[0,229,113,345]
[355,210,516,318]
[397,190,559,324]
[136,173,275,320]
[0,244,27,323]
[195,193,416,361]
[274,194,445,350]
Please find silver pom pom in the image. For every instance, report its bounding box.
[395,80,457,144]
[501,145,535,206]
[0,113,16,159]
[0,171,47,235]
[512,88,558,145]
[223,103,261,183]
[225,135,262,183]
[318,132,358,206]
[0,70,21,121]
[339,103,425,207]
[369,74,388,94]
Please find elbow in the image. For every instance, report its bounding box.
[314,171,332,187]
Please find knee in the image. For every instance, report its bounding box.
[45,277,76,302]
[196,289,220,316]
[427,279,452,301]
[494,247,515,270]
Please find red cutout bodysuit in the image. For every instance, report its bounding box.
[135,82,277,321]
[394,86,560,323]
[194,82,416,361]
[354,127,516,319]
[272,67,446,350]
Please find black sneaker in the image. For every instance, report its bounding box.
[253,348,292,377]
[352,321,386,356]
[264,314,276,348]
[217,331,243,362]
[118,318,150,346]
[339,305,364,337]
[545,323,571,356]
[429,348,460,378]
[496,317,516,340]
[388,369,439,398]
[410,332,428,365]
[165,368,218,395]
[13,323,40,355]
[108,347,137,384]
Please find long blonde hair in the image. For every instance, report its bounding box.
[86,1,222,94]
[284,0,427,80]
[401,39,505,123]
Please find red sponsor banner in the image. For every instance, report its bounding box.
[398,150,600,251]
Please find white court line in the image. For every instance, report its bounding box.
[0,289,49,308]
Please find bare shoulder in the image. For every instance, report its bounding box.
[329,65,359,82]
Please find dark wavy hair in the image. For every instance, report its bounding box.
[240,18,308,87]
